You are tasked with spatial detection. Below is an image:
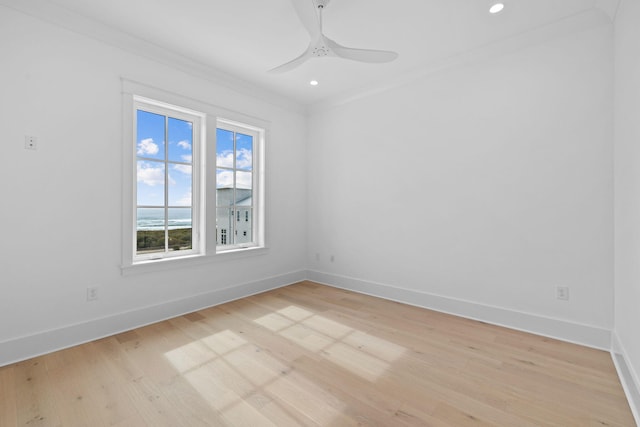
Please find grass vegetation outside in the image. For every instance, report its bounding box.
[137,228,192,253]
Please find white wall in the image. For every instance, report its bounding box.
[614,0,640,419]
[307,19,614,344]
[0,6,307,363]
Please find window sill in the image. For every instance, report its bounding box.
[121,246,268,276]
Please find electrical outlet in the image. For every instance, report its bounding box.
[24,135,37,150]
[556,286,569,301]
[87,286,99,301]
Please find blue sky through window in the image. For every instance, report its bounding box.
[137,110,193,210]
[216,128,253,190]
[136,110,164,160]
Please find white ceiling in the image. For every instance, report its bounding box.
[2,0,619,108]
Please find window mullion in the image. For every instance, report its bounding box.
[232,131,237,245]
[164,116,169,254]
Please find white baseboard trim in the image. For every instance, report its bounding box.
[612,332,640,426]
[306,270,612,351]
[0,269,306,368]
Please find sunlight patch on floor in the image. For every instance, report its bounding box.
[277,305,315,321]
[343,330,406,363]
[279,323,334,352]
[323,342,393,382]
[164,328,342,426]
[302,315,353,340]
[201,329,248,355]
[254,305,407,382]
[164,340,215,374]
[253,313,294,332]
[163,303,407,423]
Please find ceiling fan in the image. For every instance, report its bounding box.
[269,0,399,73]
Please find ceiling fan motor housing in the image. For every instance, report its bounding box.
[312,46,330,56]
[314,0,331,9]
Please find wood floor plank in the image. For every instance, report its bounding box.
[14,358,62,427]
[0,281,635,426]
[0,365,18,427]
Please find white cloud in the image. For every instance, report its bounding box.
[217,170,234,187]
[173,164,192,175]
[137,162,164,186]
[236,172,252,189]
[181,154,192,163]
[237,148,252,169]
[137,138,159,156]
[216,149,252,169]
[216,168,251,190]
[175,191,192,206]
[217,150,234,168]
[178,140,191,150]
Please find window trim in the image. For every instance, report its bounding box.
[121,79,268,274]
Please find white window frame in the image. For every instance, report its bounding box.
[121,80,267,274]
[215,119,265,253]
[132,96,205,263]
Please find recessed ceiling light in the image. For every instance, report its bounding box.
[489,3,504,14]
[310,80,319,86]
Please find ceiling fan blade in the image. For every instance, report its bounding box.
[268,47,313,73]
[291,0,321,38]
[326,38,398,63]
[270,1,397,73]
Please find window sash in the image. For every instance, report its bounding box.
[216,120,262,252]
[133,97,203,262]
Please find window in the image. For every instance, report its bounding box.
[122,83,268,274]
[122,83,266,270]
[134,98,203,261]
[215,121,261,250]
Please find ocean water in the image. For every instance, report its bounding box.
[137,208,192,231]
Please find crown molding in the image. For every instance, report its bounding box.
[594,0,621,20]
[307,7,611,114]
[1,0,618,118]
[0,0,304,114]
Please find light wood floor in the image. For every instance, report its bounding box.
[0,281,635,426]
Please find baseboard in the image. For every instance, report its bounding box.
[306,270,612,350]
[0,269,306,368]
[612,332,640,426]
